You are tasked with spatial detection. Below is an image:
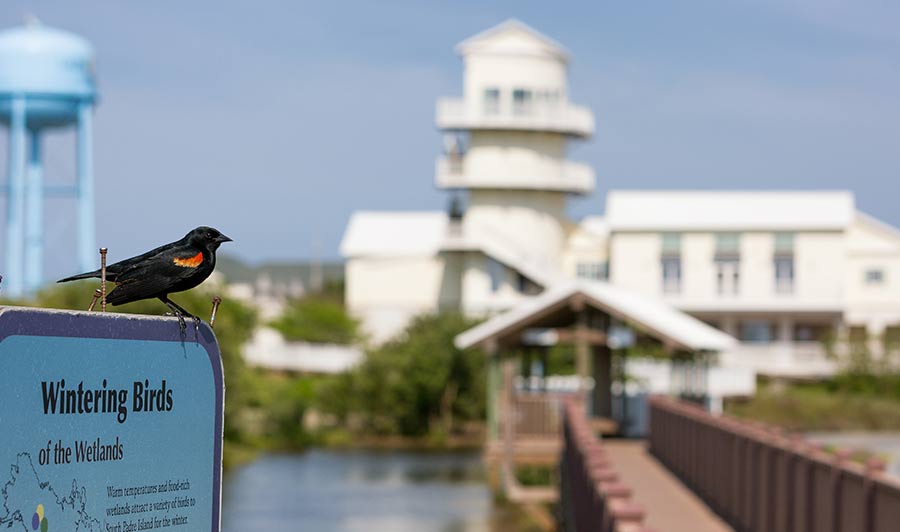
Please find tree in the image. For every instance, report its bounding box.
[270,296,360,344]
[320,312,485,437]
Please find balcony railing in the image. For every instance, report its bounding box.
[718,341,837,378]
[434,156,595,194]
[435,97,594,138]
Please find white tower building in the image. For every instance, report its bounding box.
[342,20,597,341]
[436,20,594,269]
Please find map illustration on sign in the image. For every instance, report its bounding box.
[1,452,100,531]
[0,308,224,532]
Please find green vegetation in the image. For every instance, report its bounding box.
[318,312,486,441]
[515,464,556,487]
[727,378,900,431]
[270,296,360,344]
[730,330,900,432]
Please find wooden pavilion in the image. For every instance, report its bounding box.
[454,281,735,501]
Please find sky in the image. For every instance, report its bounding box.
[1,1,899,279]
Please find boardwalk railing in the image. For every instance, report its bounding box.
[648,395,900,532]
[515,393,564,438]
[559,399,652,532]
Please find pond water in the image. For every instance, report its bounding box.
[222,450,531,532]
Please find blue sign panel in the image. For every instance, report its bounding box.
[0,307,223,532]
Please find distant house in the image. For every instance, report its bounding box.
[340,20,900,379]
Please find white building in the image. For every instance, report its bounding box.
[340,20,900,379]
[598,191,900,377]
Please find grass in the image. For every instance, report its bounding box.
[515,464,556,487]
[726,380,900,432]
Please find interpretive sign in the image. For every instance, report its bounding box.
[0,307,223,532]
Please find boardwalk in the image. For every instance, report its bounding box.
[602,440,732,532]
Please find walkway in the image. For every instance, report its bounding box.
[602,440,732,532]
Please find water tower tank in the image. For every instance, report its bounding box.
[0,19,96,127]
[0,18,98,297]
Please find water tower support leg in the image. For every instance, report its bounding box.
[25,130,43,294]
[76,102,96,273]
[5,97,26,298]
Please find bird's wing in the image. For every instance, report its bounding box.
[106,249,205,305]
[103,236,189,277]
[112,246,200,281]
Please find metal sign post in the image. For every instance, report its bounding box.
[0,307,224,532]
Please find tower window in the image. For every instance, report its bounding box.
[512,88,533,115]
[483,88,500,115]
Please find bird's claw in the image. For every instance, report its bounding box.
[177,314,187,337]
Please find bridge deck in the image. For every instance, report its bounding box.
[602,440,733,532]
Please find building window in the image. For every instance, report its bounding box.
[483,88,500,115]
[487,257,505,293]
[774,257,794,294]
[660,233,682,294]
[715,260,739,295]
[715,233,741,295]
[512,88,533,115]
[740,320,774,343]
[516,273,540,295]
[716,232,741,255]
[865,269,885,285]
[576,261,608,281]
[661,258,681,294]
[793,323,829,342]
[773,232,795,294]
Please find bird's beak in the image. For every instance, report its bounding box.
[216,234,233,243]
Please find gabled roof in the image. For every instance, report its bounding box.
[455,280,737,353]
[340,211,448,257]
[606,190,855,231]
[341,211,559,287]
[456,19,569,62]
[848,211,900,254]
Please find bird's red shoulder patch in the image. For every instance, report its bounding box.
[173,252,204,268]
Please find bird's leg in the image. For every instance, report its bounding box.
[160,296,202,337]
[159,296,191,336]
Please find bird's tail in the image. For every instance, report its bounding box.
[57,270,100,283]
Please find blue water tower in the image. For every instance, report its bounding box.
[0,18,97,297]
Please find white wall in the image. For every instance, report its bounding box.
[463,51,567,105]
[608,232,658,296]
[609,231,845,312]
[345,256,447,342]
[845,217,900,330]
[464,130,568,183]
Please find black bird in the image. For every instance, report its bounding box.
[59,226,232,330]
